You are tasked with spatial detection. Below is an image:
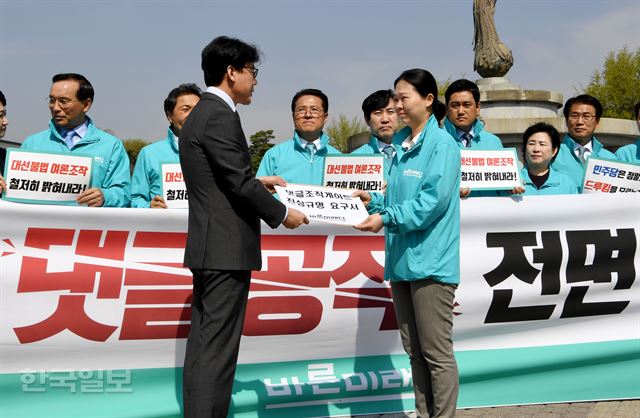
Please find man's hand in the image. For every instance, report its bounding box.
[507,186,526,195]
[354,214,383,233]
[459,187,471,198]
[282,207,309,229]
[352,190,372,207]
[150,195,168,209]
[0,174,6,193]
[258,176,287,194]
[77,187,105,207]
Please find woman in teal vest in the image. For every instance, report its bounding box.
[520,122,578,195]
[355,69,461,418]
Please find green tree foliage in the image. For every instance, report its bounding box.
[326,114,368,153]
[584,47,640,120]
[122,138,149,173]
[249,130,275,174]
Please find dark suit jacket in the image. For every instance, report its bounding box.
[179,92,286,271]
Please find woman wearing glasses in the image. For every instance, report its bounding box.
[355,69,460,418]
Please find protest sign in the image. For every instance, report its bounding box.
[460,148,521,190]
[160,163,188,208]
[583,157,640,194]
[2,149,92,204]
[275,183,369,226]
[323,155,385,192]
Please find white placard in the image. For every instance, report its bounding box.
[323,155,385,192]
[275,183,369,226]
[460,148,521,190]
[582,157,640,194]
[161,163,188,208]
[2,149,92,204]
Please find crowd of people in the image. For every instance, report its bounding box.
[1,71,638,205]
[0,35,639,418]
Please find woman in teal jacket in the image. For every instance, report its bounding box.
[520,122,578,195]
[355,69,461,418]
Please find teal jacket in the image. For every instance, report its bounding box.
[21,118,131,207]
[520,167,579,196]
[351,135,405,180]
[550,134,617,191]
[615,139,640,164]
[369,116,461,284]
[131,129,179,208]
[256,131,341,185]
[443,117,504,150]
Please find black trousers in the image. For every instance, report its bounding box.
[183,269,251,418]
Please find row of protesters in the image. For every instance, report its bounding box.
[1,77,636,207]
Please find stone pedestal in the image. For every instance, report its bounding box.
[478,77,638,152]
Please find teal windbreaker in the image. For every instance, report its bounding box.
[520,167,579,196]
[369,116,461,284]
[256,131,341,185]
[351,135,405,180]
[130,129,179,208]
[443,117,504,150]
[20,118,130,207]
[615,139,640,164]
[550,135,617,191]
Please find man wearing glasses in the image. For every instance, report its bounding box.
[257,88,341,185]
[19,73,131,207]
[551,94,617,191]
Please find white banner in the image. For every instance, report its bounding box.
[0,193,638,375]
[3,149,92,204]
[583,157,640,193]
[160,163,188,208]
[323,155,385,192]
[275,183,369,226]
[460,148,521,190]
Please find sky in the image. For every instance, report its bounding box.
[1,0,639,145]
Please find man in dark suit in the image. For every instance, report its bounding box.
[179,36,308,418]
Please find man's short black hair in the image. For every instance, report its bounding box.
[201,36,261,87]
[164,83,202,114]
[563,94,603,121]
[361,90,395,123]
[291,88,329,113]
[444,79,480,105]
[51,73,94,101]
[635,102,640,119]
[0,90,6,106]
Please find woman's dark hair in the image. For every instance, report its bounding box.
[394,68,443,119]
[522,122,561,163]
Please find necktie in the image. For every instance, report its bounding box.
[577,146,587,164]
[382,145,395,168]
[64,130,76,149]
[305,142,316,159]
[462,132,473,148]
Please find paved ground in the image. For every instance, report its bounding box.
[350,400,640,417]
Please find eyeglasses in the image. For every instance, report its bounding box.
[47,96,77,108]
[294,107,324,118]
[568,113,596,122]
[244,66,259,79]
